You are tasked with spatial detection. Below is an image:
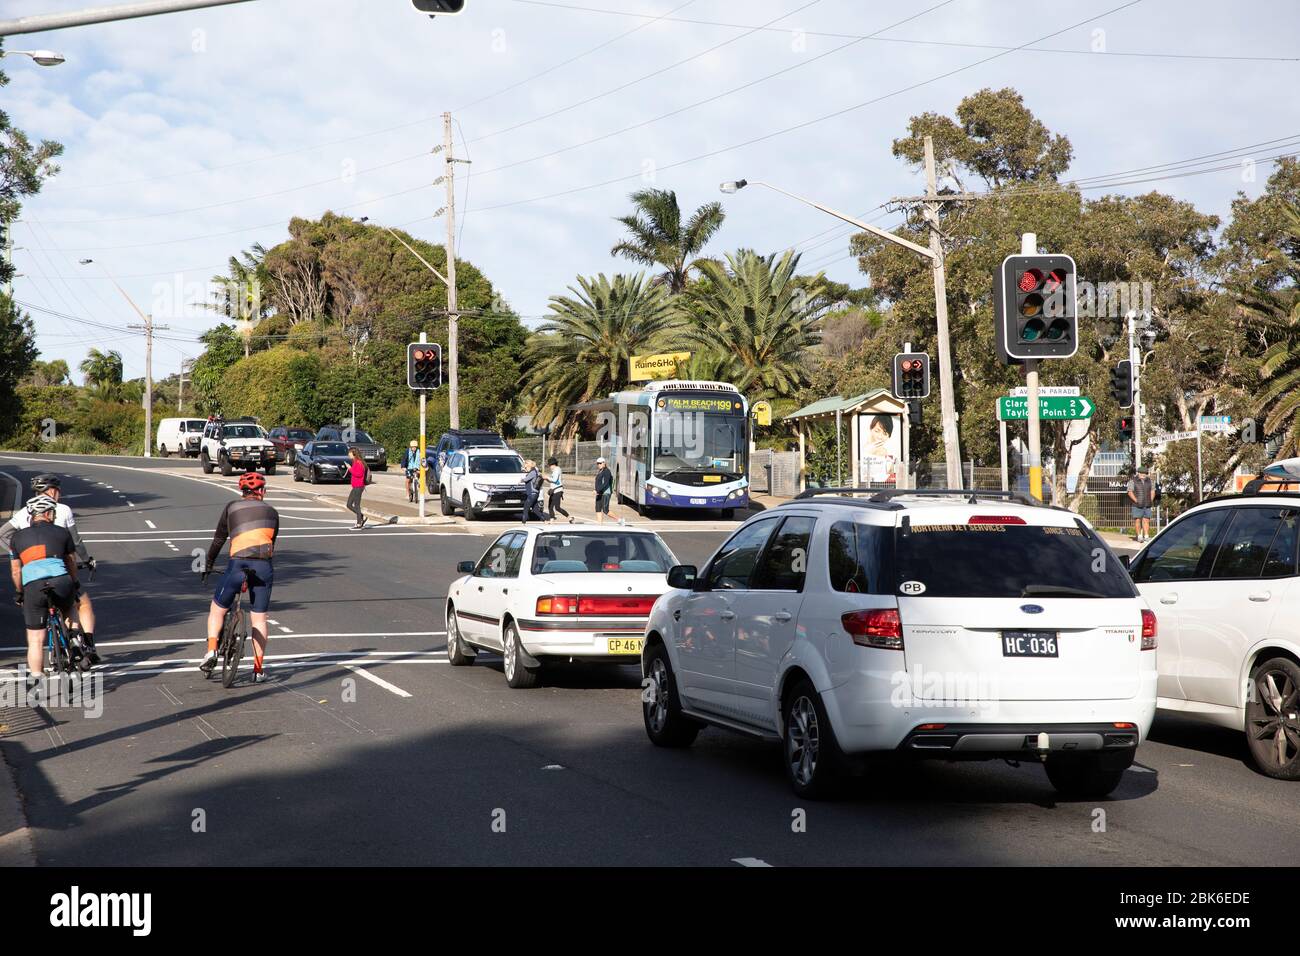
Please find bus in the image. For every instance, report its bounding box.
[604,380,750,516]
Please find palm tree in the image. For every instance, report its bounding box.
[79,348,123,391]
[207,243,271,355]
[679,249,824,399]
[672,349,739,383]
[524,273,679,435]
[1245,203,1300,454]
[610,188,725,293]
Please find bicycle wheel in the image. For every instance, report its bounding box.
[221,607,247,688]
[46,618,71,674]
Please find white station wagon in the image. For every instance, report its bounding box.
[641,489,1157,798]
[446,525,679,688]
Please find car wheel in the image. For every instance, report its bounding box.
[308,467,317,484]
[264,463,276,476]
[502,621,539,689]
[439,490,454,516]
[159,444,170,458]
[462,493,476,520]
[642,642,702,748]
[201,450,214,474]
[782,678,845,799]
[445,607,476,666]
[219,454,233,477]
[1044,753,1128,798]
[1245,656,1300,780]
[293,466,302,482]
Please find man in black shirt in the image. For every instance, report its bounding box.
[8,495,80,678]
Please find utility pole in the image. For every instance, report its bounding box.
[177,357,192,413]
[1021,232,1043,501]
[126,314,169,457]
[442,112,460,430]
[922,136,963,489]
[418,332,429,519]
[1127,309,1143,472]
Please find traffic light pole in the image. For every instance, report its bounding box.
[1022,232,1044,501]
[1128,309,1143,473]
[418,333,428,519]
[442,112,460,431]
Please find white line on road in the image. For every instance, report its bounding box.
[0,630,449,651]
[81,531,469,542]
[343,664,412,698]
[732,858,773,867]
[145,520,156,529]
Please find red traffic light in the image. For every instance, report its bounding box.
[1017,269,1042,293]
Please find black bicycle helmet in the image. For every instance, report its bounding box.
[30,474,61,492]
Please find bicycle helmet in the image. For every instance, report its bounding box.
[30,474,61,492]
[25,494,58,516]
[238,472,267,495]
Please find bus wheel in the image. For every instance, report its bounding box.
[721,508,735,519]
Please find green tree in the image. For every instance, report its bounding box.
[25,358,70,386]
[679,249,824,399]
[190,324,244,412]
[78,348,124,390]
[610,188,725,293]
[524,273,678,434]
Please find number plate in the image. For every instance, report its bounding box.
[1001,630,1059,658]
[689,498,707,505]
[607,638,644,655]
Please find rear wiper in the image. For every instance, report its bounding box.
[1020,585,1105,598]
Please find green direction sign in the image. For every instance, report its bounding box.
[997,396,1094,421]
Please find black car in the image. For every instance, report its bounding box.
[293,441,353,484]
[429,428,505,486]
[315,425,388,470]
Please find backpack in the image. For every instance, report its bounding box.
[363,461,374,486]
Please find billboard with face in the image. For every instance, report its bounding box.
[859,412,901,483]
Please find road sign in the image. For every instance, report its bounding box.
[997,396,1094,421]
[752,400,772,426]
[1198,415,1233,434]
[629,351,691,381]
[1009,385,1079,397]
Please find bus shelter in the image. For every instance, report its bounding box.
[784,390,909,491]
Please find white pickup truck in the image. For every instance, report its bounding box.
[199,420,278,476]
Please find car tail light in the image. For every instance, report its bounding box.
[536,596,578,615]
[841,608,903,650]
[917,723,946,731]
[1140,609,1158,650]
[1113,722,1136,729]
[968,515,1026,525]
[576,595,657,616]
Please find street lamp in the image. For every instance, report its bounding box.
[721,177,962,487]
[0,49,66,66]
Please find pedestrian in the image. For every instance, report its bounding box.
[1127,462,1155,542]
[546,456,573,522]
[347,446,368,530]
[594,456,613,525]
[520,459,546,523]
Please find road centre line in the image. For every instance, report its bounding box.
[344,664,413,698]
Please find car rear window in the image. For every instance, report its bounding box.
[827,520,893,594]
[531,532,674,574]
[895,520,1136,599]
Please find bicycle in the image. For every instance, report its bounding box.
[405,468,421,503]
[201,566,251,688]
[43,560,96,675]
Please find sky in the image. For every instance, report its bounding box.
[4,0,1298,384]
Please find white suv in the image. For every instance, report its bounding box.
[1129,475,1300,780]
[641,489,1157,798]
[199,420,277,476]
[440,447,528,520]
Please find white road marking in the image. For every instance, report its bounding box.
[0,658,450,679]
[82,531,470,542]
[732,858,772,867]
[145,520,157,529]
[343,664,412,698]
[1128,764,1155,773]
[0,630,448,651]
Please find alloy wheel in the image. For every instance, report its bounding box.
[1248,666,1300,771]
[787,695,820,787]
[647,657,671,734]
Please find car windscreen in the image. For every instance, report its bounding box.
[183,420,206,431]
[314,443,348,456]
[894,521,1136,599]
[351,431,375,444]
[287,429,314,440]
[531,532,674,574]
[223,425,264,440]
[469,455,523,474]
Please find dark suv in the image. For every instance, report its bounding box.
[268,426,316,465]
[429,429,506,487]
[315,425,388,470]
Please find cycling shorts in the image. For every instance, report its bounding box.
[22,576,75,630]
[212,558,274,613]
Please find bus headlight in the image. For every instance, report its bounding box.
[648,484,670,499]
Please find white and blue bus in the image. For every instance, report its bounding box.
[603,380,750,516]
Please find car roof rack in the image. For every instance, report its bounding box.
[1200,476,1300,504]
[792,487,1044,507]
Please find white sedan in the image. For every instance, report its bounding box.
[446,524,679,688]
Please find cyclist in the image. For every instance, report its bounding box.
[8,495,80,682]
[0,474,99,664]
[401,440,422,500]
[201,471,279,683]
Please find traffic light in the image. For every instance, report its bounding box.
[994,254,1078,360]
[907,399,922,428]
[1110,359,1133,408]
[1118,416,1134,441]
[407,342,442,390]
[892,353,931,400]
[412,0,466,13]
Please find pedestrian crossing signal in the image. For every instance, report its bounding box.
[408,343,442,390]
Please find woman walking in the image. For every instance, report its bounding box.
[546,456,572,522]
[347,447,368,530]
[594,456,613,525]
[520,459,546,523]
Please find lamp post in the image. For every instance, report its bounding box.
[720,177,962,487]
[0,49,66,66]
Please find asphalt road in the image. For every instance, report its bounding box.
[0,451,1297,866]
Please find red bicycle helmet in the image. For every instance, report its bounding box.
[238,472,267,495]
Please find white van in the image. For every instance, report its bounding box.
[156,418,208,457]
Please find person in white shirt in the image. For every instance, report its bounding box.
[0,474,99,663]
[545,456,573,522]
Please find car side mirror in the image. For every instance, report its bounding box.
[1119,554,1132,570]
[457,560,475,574]
[667,564,697,590]
[453,467,466,476]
